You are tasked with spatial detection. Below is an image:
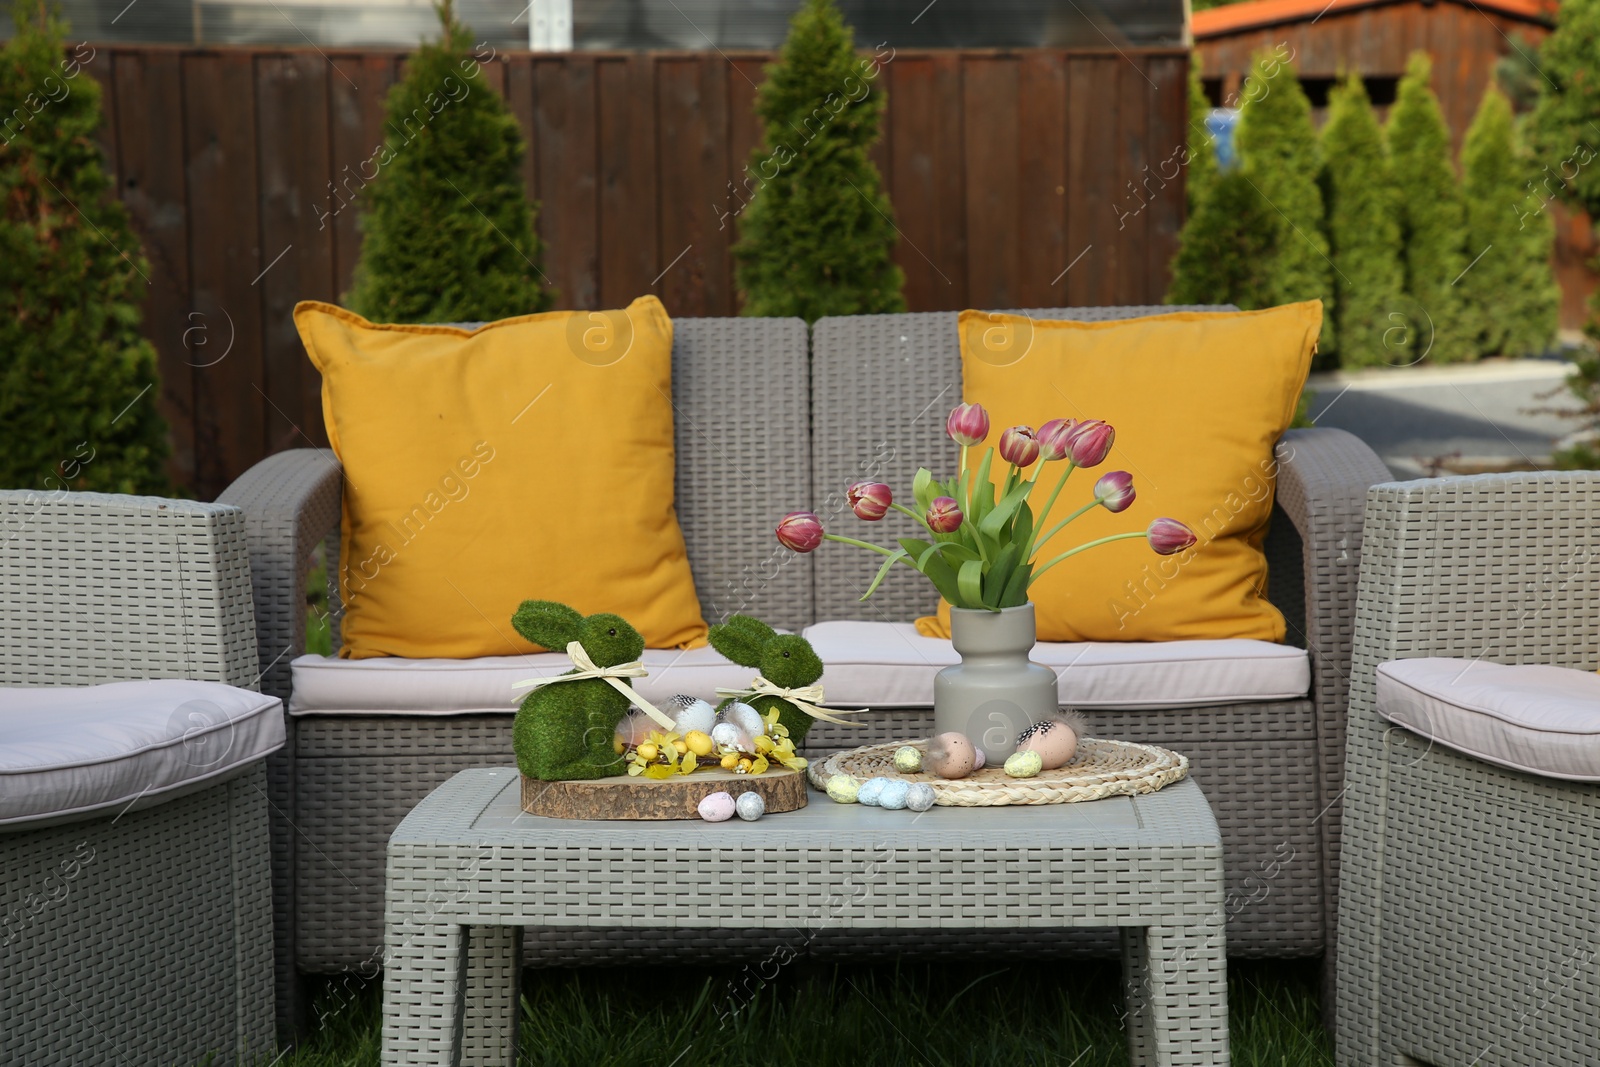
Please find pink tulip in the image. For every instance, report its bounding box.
[1148,518,1197,556]
[945,403,990,447]
[1064,419,1115,467]
[1036,418,1079,461]
[776,511,824,553]
[1095,471,1136,513]
[846,481,893,521]
[998,426,1040,467]
[926,497,964,534]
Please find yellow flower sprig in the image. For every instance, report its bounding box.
[621,713,808,778]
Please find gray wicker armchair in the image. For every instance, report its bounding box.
[223,309,1390,1036]
[0,491,279,1066]
[1336,472,1600,1066]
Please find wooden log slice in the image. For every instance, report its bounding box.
[520,767,807,820]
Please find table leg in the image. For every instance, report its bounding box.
[381,917,465,1066]
[1120,924,1229,1066]
[461,925,522,1067]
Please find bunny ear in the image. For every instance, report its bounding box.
[511,601,583,651]
[707,615,775,668]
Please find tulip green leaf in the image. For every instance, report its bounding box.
[957,558,985,608]
[1011,501,1034,553]
[1000,561,1033,607]
[860,549,909,601]
[970,449,995,516]
[978,477,1036,541]
[984,542,1020,608]
[912,468,935,513]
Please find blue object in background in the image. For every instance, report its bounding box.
[1206,108,1240,172]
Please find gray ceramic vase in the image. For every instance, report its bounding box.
[933,602,1059,765]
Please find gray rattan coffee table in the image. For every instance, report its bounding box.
[380,769,1227,1066]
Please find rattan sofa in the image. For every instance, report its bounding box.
[220,307,1390,1035]
[0,491,279,1066]
[1336,472,1600,1066]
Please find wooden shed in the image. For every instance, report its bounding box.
[1194,0,1593,335]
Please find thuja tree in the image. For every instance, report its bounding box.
[1387,53,1467,361]
[1459,86,1558,358]
[1186,60,1217,213]
[733,0,905,321]
[0,7,168,493]
[347,0,551,322]
[1530,0,1600,221]
[1234,51,1336,351]
[1320,75,1404,367]
[1166,169,1281,310]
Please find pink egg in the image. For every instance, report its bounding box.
[973,747,987,770]
[1016,718,1078,770]
[924,732,977,780]
[698,791,736,822]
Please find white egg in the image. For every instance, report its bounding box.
[720,701,766,738]
[878,780,911,810]
[670,698,717,736]
[735,792,766,821]
[906,783,938,812]
[711,722,753,752]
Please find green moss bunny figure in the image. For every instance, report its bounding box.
[511,600,644,781]
[708,615,826,744]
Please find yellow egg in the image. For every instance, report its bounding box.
[673,739,689,755]
[685,730,714,756]
[720,752,740,770]
[737,757,753,773]
[636,743,659,762]
[613,739,625,754]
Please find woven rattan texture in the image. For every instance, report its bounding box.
[1336,472,1600,1066]
[0,491,259,688]
[379,770,1226,1066]
[1,766,275,1066]
[810,737,1189,805]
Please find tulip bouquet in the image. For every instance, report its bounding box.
[775,403,1197,610]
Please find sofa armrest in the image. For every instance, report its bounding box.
[217,448,342,705]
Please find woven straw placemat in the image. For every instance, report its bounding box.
[807,737,1188,806]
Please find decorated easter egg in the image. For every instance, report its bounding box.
[879,779,911,810]
[924,732,977,780]
[857,776,891,806]
[698,791,736,822]
[667,695,717,736]
[826,776,861,804]
[735,791,766,821]
[1016,717,1078,769]
[892,745,923,773]
[1004,750,1043,778]
[907,783,938,812]
[683,730,714,757]
[721,701,766,738]
[972,747,987,770]
[711,722,753,752]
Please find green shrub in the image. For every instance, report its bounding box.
[1166,170,1281,310]
[1387,53,1468,361]
[1458,85,1559,358]
[0,6,168,494]
[1529,0,1600,221]
[1186,59,1217,213]
[1320,74,1404,368]
[347,0,551,322]
[1234,51,1336,351]
[732,0,904,322]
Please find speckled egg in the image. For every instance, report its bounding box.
[907,783,938,812]
[826,776,861,804]
[878,779,911,810]
[924,732,977,780]
[857,776,891,806]
[972,747,987,770]
[1016,717,1079,770]
[698,791,736,822]
[668,696,717,736]
[1004,749,1044,778]
[892,745,923,773]
[735,791,766,821]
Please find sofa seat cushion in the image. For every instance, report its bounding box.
[1377,658,1600,782]
[0,680,285,827]
[288,646,756,716]
[802,621,1310,709]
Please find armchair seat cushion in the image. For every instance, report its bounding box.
[802,620,1310,709]
[0,680,284,827]
[288,646,754,716]
[1377,658,1600,781]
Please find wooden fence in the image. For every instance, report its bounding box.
[83,45,1190,498]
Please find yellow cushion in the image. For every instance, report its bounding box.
[915,302,1320,643]
[296,296,706,659]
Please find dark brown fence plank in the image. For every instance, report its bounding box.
[1114,57,1152,306]
[963,56,1021,309]
[725,56,768,306]
[656,56,731,317]
[257,53,335,452]
[888,54,965,311]
[534,54,598,309]
[328,54,397,300]
[596,54,660,308]
[183,51,265,500]
[504,55,539,226]
[1145,53,1187,302]
[1016,52,1068,308]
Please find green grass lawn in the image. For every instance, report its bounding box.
[277,958,1332,1066]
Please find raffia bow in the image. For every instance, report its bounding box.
[512,641,674,728]
[714,676,866,727]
